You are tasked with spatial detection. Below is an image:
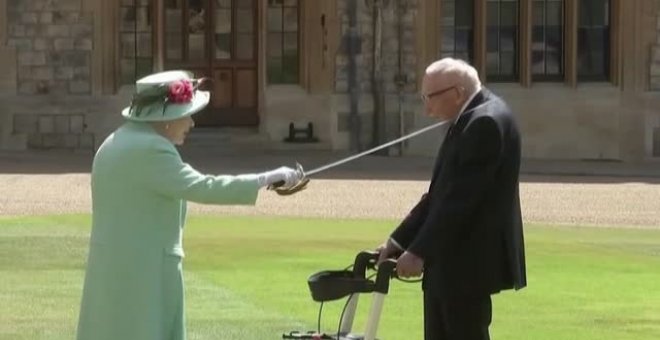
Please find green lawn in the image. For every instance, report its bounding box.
[1,215,659,339]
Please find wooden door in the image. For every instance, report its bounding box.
[163,0,259,127]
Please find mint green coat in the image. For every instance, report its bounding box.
[76,122,260,340]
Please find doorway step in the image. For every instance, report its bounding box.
[179,127,269,153]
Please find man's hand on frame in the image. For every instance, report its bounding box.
[396,251,424,278]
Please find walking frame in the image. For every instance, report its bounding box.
[283,251,400,340]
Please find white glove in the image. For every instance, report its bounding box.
[257,166,302,188]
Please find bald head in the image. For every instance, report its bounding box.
[420,58,482,120]
[425,58,481,96]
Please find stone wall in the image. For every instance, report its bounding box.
[13,113,94,149]
[2,0,99,150]
[5,0,93,95]
[334,0,419,152]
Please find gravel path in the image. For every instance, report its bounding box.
[2,173,659,228]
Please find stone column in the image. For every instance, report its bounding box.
[335,0,419,153]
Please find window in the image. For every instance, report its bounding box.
[164,0,183,60]
[578,0,610,81]
[439,0,474,64]
[267,0,300,84]
[163,0,210,62]
[119,0,153,85]
[486,0,519,81]
[532,0,563,80]
[163,0,256,63]
[435,0,618,86]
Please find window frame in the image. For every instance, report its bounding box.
[436,0,620,87]
[112,0,326,93]
[117,0,155,87]
[265,0,302,85]
[438,0,476,65]
[576,0,612,82]
[530,0,565,82]
[485,0,521,83]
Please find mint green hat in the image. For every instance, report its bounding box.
[121,70,210,122]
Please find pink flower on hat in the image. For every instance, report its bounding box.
[167,80,194,104]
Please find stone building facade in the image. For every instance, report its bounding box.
[1,0,97,150]
[1,0,659,163]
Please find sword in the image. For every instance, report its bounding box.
[268,118,453,195]
[269,100,491,195]
[306,118,452,176]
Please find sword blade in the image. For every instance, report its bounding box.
[304,118,452,177]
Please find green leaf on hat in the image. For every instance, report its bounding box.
[129,83,171,117]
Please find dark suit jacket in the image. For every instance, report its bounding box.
[391,89,526,298]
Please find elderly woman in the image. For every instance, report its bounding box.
[76,70,303,340]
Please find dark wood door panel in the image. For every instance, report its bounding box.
[236,69,256,109]
[211,69,233,109]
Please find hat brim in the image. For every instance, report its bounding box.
[121,91,211,122]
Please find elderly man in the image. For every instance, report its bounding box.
[377,58,527,340]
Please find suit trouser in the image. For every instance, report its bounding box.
[423,290,492,340]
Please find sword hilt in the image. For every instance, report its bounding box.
[269,180,285,188]
[267,163,308,195]
[268,177,310,195]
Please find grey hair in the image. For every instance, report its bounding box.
[425,58,482,95]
